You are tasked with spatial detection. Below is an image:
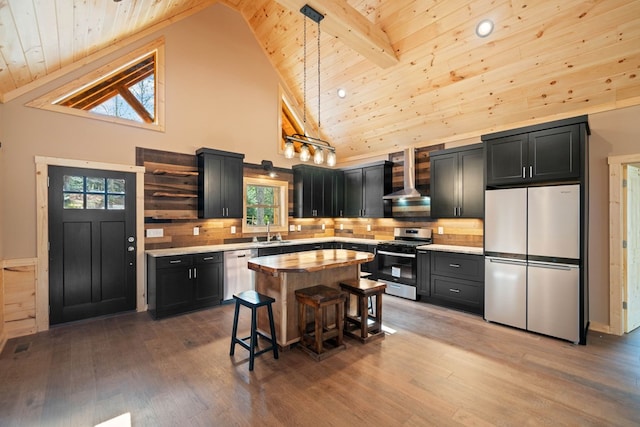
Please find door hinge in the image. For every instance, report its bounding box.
[623,240,627,249]
[623,301,628,310]
[622,179,627,188]
[47,176,50,187]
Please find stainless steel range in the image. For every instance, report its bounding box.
[377,227,432,300]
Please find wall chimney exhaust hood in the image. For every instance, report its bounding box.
[383,148,426,200]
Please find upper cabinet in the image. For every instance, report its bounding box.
[293,165,343,218]
[430,144,484,219]
[341,161,392,218]
[483,116,589,187]
[196,148,244,218]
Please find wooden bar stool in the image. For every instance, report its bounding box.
[295,285,347,361]
[339,278,387,343]
[230,290,278,371]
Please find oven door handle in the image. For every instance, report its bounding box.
[377,250,416,259]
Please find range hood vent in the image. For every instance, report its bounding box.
[383,148,426,200]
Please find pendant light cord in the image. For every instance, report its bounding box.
[303,17,307,136]
[317,20,321,128]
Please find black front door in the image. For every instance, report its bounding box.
[48,166,136,324]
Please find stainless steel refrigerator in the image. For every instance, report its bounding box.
[484,184,581,343]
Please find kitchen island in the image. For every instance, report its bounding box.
[248,249,375,348]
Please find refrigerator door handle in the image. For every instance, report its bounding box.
[487,257,527,266]
[528,260,578,271]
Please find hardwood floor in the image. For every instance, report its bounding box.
[1,296,639,426]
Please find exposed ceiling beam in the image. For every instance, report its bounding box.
[275,0,398,69]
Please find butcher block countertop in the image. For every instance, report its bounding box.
[248,249,374,276]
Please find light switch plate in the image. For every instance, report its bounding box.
[321,223,325,230]
[146,228,163,238]
[438,226,444,235]
[289,225,296,232]
[339,224,344,230]
[193,227,199,236]
[366,224,372,232]
[297,225,302,231]
[230,226,236,234]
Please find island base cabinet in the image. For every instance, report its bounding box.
[255,265,358,348]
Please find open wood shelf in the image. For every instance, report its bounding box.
[152,192,198,198]
[152,169,199,176]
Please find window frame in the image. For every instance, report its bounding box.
[27,38,165,132]
[242,177,288,234]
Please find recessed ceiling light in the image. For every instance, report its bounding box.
[476,19,494,38]
[337,88,347,98]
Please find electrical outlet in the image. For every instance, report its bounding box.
[321,223,325,230]
[339,224,344,230]
[438,226,444,235]
[230,226,236,234]
[289,224,296,232]
[297,224,302,231]
[367,224,372,232]
[193,227,199,236]
[146,228,163,238]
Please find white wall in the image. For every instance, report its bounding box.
[1,4,280,259]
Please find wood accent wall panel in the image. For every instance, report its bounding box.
[140,147,483,250]
[136,147,198,220]
[388,144,444,196]
[2,259,38,341]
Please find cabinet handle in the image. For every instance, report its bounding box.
[522,167,526,178]
[529,166,533,178]
[449,263,460,268]
[449,288,461,293]
[203,256,214,261]
[188,269,192,279]
[169,260,182,264]
[193,267,197,279]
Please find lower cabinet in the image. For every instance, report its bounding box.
[421,251,484,314]
[340,242,377,277]
[147,252,223,319]
[417,250,431,297]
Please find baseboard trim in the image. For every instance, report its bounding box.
[589,321,613,335]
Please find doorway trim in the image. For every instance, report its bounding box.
[608,153,640,335]
[35,156,145,332]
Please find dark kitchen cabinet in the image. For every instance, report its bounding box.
[197,148,244,218]
[417,250,430,297]
[483,116,589,187]
[340,242,378,277]
[430,144,484,218]
[341,161,392,218]
[293,165,343,218]
[428,251,484,314]
[147,252,223,319]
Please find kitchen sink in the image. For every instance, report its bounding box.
[257,240,290,245]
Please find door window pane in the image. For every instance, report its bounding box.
[87,194,106,209]
[63,175,84,192]
[86,177,105,193]
[108,195,125,210]
[107,178,126,194]
[64,193,84,209]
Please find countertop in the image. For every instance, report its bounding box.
[248,249,375,275]
[145,237,381,257]
[417,244,484,255]
[145,237,484,257]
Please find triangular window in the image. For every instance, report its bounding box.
[28,38,164,131]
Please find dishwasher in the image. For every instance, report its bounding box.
[223,249,258,301]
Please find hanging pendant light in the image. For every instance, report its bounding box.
[313,147,324,164]
[283,4,337,167]
[284,140,295,159]
[326,150,336,167]
[299,144,311,162]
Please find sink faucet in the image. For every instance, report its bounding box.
[266,220,271,242]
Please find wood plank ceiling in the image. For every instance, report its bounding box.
[0,0,639,162]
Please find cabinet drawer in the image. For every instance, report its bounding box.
[194,252,223,264]
[431,276,482,306]
[432,252,483,281]
[155,255,193,269]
